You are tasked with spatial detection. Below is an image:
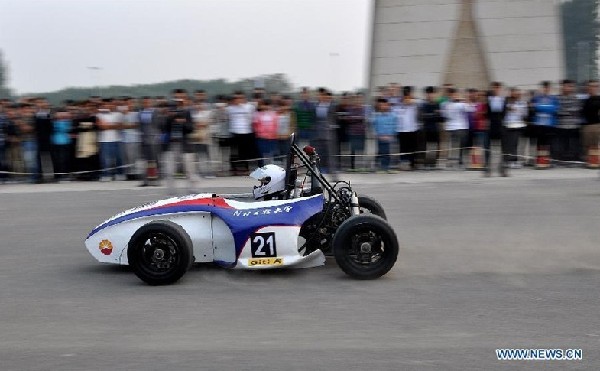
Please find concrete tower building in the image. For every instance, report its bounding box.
[368,0,565,92]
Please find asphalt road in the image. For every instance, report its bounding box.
[0,171,599,370]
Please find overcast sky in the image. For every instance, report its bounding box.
[0,0,371,94]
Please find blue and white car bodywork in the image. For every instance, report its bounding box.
[86,193,326,271]
[86,136,399,285]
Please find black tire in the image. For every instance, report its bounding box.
[333,214,398,280]
[358,195,387,220]
[127,221,193,285]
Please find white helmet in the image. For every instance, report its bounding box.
[250,164,286,199]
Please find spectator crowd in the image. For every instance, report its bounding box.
[0,79,599,189]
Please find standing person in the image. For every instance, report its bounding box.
[196,89,218,178]
[189,97,213,178]
[277,96,295,160]
[394,86,420,170]
[346,94,367,171]
[441,88,469,168]
[293,87,315,147]
[531,81,559,165]
[418,86,443,169]
[227,91,256,175]
[485,82,507,174]
[69,102,86,176]
[6,103,25,181]
[212,95,231,175]
[120,97,142,180]
[138,97,161,186]
[487,82,506,143]
[4,104,24,179]
[0,102,8,183]
[72,100,99,180]
[475,90,491,164]
[51,109,73,181]
[33,98,53,182]
[501,88,528,174]
[581,79,600,164]
[313,89,337,174]
[335,93,350,170]
[65,100,80,174]
[253,99,278,166]
[162,89,196,192]
[555,80,582,163]
[17,103,39,183]
[97,99,124,181]
[436,83,455,165]
[524,89,538,166]
[465,89,486,167]
[371,98,396,172]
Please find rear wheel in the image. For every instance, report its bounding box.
[333,215,398,280]
[127,221,193,285]
[357,195,387,220]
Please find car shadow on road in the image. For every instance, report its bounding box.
[77,263,132,275]
[76,257,395,287]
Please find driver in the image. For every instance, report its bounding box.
[250,164,286,200]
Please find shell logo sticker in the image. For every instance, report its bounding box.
[99,239,113,256]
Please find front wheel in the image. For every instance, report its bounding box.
[127,221,193,285]
[333,215,398,280]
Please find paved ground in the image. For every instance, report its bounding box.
[0,169,599,370]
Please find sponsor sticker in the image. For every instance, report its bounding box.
[99,239,113,255]
[248,258,284,266]
[233,206,293,217]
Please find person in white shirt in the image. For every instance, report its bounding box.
[502,87,527,172]
[441,88,469,167]
[97,98,124,181]
[227,91,256,175]
[394,86,420,169]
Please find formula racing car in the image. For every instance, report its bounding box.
[85,134,399,285]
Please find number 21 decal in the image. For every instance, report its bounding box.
[250,232,277,258]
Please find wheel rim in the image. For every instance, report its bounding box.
[135,232,181,276]
[343,225,390,270]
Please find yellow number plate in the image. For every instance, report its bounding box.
[248,258,284,266]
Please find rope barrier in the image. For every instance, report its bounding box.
[0,147,593,176]
[0,164,134,176]
[333,147,468,157]
[334,146,589,165]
